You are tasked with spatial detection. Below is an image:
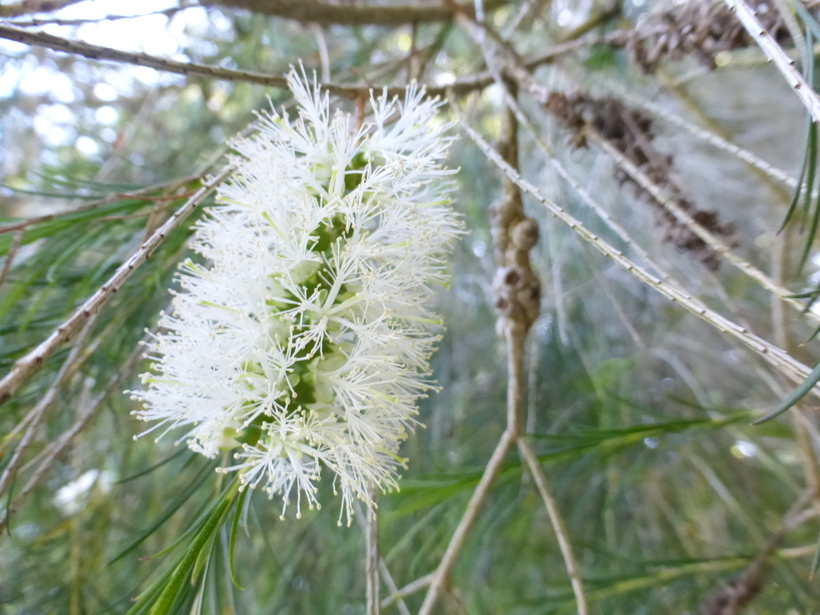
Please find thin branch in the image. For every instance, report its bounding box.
[366,499,380,615]
[0,165,235,407]
[418,429,516,615]
[202,0,507,26]
[381,573,434,608]
[0,315,98,499]
[518,437,589,614]
[700,490,817,614]
[723,0,820,123]
[0,23,444,98]
[421,57,529,615]
[0,229,23,289]
[471,42,588,607]
[0,341,142,532]
[420,59,586,613]
[377,560,412,615]
[0,24,293,88]
[449,92,817,395]
[505,287,588,613]
[0,23,647,101]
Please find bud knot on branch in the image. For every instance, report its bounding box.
[490,100,541,335]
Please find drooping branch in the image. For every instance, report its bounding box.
[202,0,507,26]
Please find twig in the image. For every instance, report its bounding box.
[419,64,529,613]
[0,315,98,499]
[0,24,289,88]
[723,0,820,123]
[485,68,587,612]
[587,129,820,325]
[0,341,143,532]
[504,271,588,613]
[377,560,412,615]
[366,498,380,615]
[699,490,817,614]
[381,572,434,608]
[0,164,234,407]
[448,92,817,394]
[0,23,437,99]
[0,229,23,289]
[518,437,589,614]
[422,63,588,612]
[417,429,516,615]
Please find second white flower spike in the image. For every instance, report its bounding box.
[131,68,461,525]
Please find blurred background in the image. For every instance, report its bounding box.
[2,0,820,613]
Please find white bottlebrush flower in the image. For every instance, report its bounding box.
[129,68,461,525]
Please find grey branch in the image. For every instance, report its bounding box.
[0,165,235,407]
[0,23,632,99]
[202,0,508,26]
[0,24,292,89]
